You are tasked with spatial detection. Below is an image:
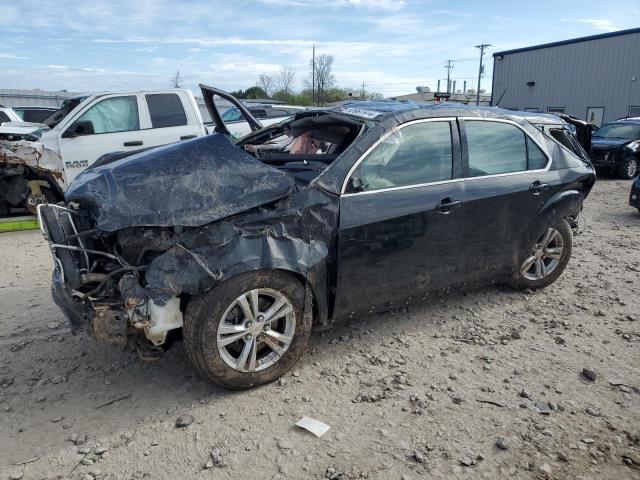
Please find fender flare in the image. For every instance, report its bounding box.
[533,189,584,240]
[206,260,329,327]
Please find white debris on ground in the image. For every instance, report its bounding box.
[0,178,638,480]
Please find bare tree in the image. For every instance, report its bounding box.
[309,54,335,106]
[169,69,184,88]
[275,66,296,96]
[257,74,275,97]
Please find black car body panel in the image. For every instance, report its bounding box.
[39,96,596,342]
[630,175,640,210]
[591,137,629,167]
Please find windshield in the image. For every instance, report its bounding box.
[221,107,243,122]
[593,123,640,140]
[43,96,87,128]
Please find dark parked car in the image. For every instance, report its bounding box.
[630,175,640,213]
[13,106,58,124]
[38,87,595,389]
[590,119,640,179]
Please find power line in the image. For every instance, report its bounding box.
[444,59,454,93]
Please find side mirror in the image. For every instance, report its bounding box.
[63,120,95,138]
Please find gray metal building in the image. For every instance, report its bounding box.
[491,27,640,126]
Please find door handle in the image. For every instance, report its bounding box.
[180,135,197,140]
[435,198,463,214]
[123,140,143,147]
[529,180,549,194]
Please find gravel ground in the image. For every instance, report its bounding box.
[0,178,638,480]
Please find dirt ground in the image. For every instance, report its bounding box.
[0,178,638,480]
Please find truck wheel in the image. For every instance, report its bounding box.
[617,156,638,179]
[183,270,311,389]
[41,208,82,290]
[511,218,573,290]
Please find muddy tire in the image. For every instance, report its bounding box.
[41,208,82,290]
[510,218,573,290]
[183,270,311,390]
[617,156,638,180]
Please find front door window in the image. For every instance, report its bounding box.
[73,96,139,135]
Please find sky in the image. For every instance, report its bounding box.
[1,0,639,98]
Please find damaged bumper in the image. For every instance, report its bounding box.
[38,204,184,346]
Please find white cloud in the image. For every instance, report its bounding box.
[434,9,471,17]
[0,53,27,59]
[260,0,406,10]
[564,18,619,32]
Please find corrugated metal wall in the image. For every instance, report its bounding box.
[492,31,640,124]
[0,89,83,108]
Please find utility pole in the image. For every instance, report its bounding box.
[444,60,454,93]
[475,44,491,105]
[361,81,365,99]
[312,44,315,106]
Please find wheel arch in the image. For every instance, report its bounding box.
[187,262,328,327]
[538,188,584,224]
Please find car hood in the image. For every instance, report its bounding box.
[65,134,296,232]
[0,121,48,140]
[591,137,629,150]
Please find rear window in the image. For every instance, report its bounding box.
[24,110,55,123]
[146,94,188,128]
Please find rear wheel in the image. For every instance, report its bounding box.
[511,218,572,290]
[183,270,311,389]
[617,156,638,180]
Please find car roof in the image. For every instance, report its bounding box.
[612,118,640,125]
[329,101,567,125]
[14,106,58,110]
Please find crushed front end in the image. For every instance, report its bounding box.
[36,134,338,351]
[37,203,184,348]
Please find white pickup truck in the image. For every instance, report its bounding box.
[0,85,296,214]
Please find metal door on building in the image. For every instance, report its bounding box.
[586,107,604,126]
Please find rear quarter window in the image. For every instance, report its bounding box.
[0,112,11,123]
[146,94,188,128]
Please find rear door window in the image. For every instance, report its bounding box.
[146,94,188,128]
[465,121,528,177]
[359,121,453,191]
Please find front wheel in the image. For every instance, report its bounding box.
[183,270,311,389]
[511,218,573,290]
[617,156,638,180]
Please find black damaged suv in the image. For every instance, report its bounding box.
[38,86,596,389]
[590,119,640,179]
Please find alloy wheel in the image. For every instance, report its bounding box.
[216,288,296,372]
[521,228,564,281]
[627,158,638,178]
